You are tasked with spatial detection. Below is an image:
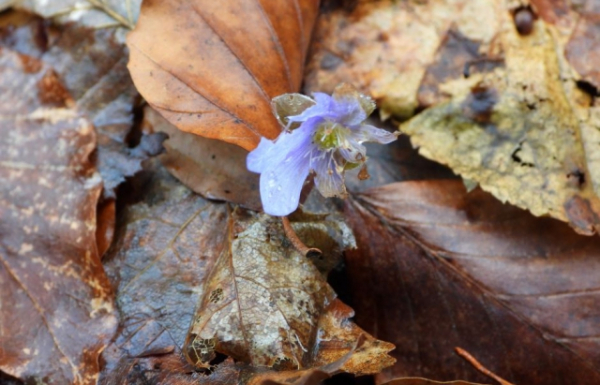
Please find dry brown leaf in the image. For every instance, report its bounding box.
[127,0,319,151]
[400,10,600,235]
[0,47,116,385]
[344,180,600,384]
[184,208,394,374]
[143,106,261,210]
[564,1,600,89]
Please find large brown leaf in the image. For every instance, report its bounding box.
[127,0,319,151]
[344,180,600,384]
[0,47,116,384]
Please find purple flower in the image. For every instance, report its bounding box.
[247,84,397,216]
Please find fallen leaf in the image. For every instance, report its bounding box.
[344,180,600,384]
[127,0,320,151]
[142,106,261,210]
[0,47,116,385]
[400,12,600,234]
[184,209,393,373]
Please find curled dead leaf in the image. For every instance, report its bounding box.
[127,0,319,150]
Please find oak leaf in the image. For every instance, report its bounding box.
[0,47,116,385]
[127,0,319,151]
[344,180,600,384]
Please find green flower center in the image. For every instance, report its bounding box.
[313,121,349,150]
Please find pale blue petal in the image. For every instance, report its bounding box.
[260,148,312,216]
[247,137,276,173]
[313,154,346,198]
[331,97,366,127]
[354,124,397,144]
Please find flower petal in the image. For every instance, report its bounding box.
[331,96,366,127]
[247,137,276,173]
[313,154,346,198]
[355,124,397,144]
[259,148,312,216]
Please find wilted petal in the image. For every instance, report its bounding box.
[355,124,397,144]
[260,149,312,216]
[287,92,333,124]
[338,138,367,163]
[313,154,346,198]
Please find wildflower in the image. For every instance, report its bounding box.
[247,84,397,216]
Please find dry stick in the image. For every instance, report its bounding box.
[455,347,515,385]
[281,216,322,258]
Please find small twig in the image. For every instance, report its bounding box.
[281,216,322,258]
[455,347,515,385]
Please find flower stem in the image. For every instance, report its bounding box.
[455,347,514,385]
[281,216,322,258]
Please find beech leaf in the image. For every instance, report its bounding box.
[0,47,116,385]
[344,180,600,384]
[127,0,319,151]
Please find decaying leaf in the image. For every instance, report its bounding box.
[401,9,600,235]
[184,209,393,374]
[0,47,116,385]
[143,106,261,210]
[127,0,320,151]
[344,180,600,384]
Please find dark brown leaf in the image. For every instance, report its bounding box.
[381,379,487,385]
[344,180,600,384]
[0,47,116,385]
[127,0,319,151]
[142,106,261,210]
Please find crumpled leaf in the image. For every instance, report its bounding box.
[185,209,393,374]
[14,0,141,30]
[0,47,117,385]
[344,180,600,384]
[564,1,600,89]
[100,159,393,382]
[400,11,600,235]
[127,0,319,151]
[142,106,261,210]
